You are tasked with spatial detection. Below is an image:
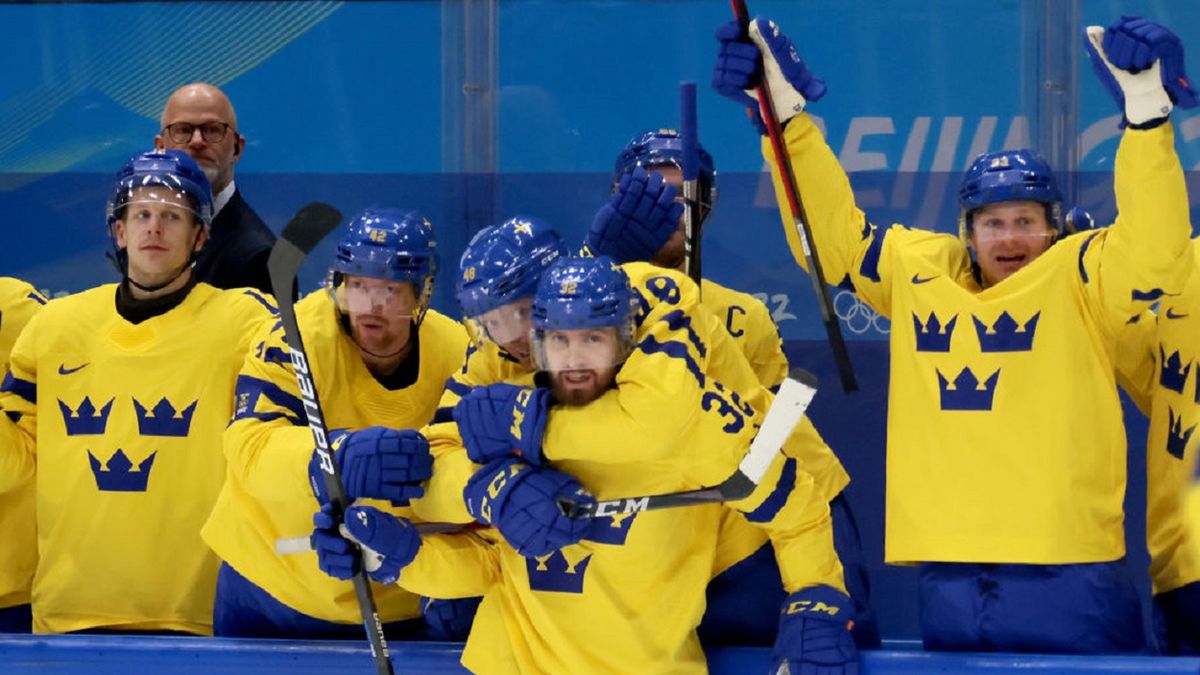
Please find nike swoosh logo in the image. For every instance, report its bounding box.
[58,363,89,375]
[1165,308,1189,320]
[911,273,939,285]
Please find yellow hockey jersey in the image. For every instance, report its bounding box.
[399,263,842,674]
[0,278,46,610]
[202,290,468,623]
[1118,239,1200,595]
[0,283,274,634]
[765,115,1193,564]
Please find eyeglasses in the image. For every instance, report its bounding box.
[162,121,232,144]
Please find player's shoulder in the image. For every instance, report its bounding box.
[200,279,279,319]
[0,277,45,305]
[700,278,766,313]
[39,284,116,319]
[421,308,469,344]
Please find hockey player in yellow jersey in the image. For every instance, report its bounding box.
[714,14,1196,653]
[1118,238,1200,654]
[0,150,275,634]
[312,256,857,674]
[201,208,468,639]
[0,278,46,633]
[585,128,875,647]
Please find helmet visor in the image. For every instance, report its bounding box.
[468,297,534,347]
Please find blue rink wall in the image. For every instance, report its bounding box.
[2,0,1200,658]
[2,635,1199,674]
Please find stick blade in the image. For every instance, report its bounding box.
[268,202,343,303]
[281,202,343,254]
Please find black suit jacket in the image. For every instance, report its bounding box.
[194,187,277,295]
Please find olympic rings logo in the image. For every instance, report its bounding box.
[834,290,890,335]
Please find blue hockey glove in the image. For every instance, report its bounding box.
[421,596,482,641]
[771,585,859,675]
[308,427,433,507]
[1084,16,1196,128]
[1153,580,1200,654]
[339,504,421,585]
[311,502,358,581]
[586,166,684,264]
[453,384,552,464]
[463,457,595,558]
[713,18,826,134]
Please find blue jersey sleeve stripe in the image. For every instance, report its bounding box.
[1,372,36,405]
[232,374,305,424]
[636,336,705,388]
[858,224,886,283]
[743,457,797,524]
[443,378,473,398]
[431,407,456,425]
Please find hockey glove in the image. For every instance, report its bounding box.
[421,596,483,641]
[586,166,684,264]
[713,18,826,134]
[1153,580,1200,654]
[1084,16,1197,128]
[771,585,859,675]
[463,457,595,558]
[339,504,421,585]
[308,427,433,507]
[311,502,359,581]
[454,383,552,464]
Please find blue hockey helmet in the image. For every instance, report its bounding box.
[330,208,438,323]
[957,149,1062,238]
[613,129,717,214]
[105,149,214,275]
[531,256,638,371]
[457,215,568,319]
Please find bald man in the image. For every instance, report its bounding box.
[156,83,276,294]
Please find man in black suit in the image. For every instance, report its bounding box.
[155,83,276,294]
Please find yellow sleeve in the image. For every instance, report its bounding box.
[395,530,500,599]
[738,295,788,391]
[222,317,315,503]
[1114,310,1157,415]
[765,114,895,317]
[540,268,711,464]
[411,342,507,524]
[728,449,846,594]
[0,311,41,493]
[1079,124,1193,331]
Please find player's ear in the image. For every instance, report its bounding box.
[193,221,208,252]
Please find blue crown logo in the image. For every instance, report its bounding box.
[973,311,1040,353]
[1167,407,1196,461]
[133,398,197,437]
[526,550,593,594]
[1159,347,1190,395]
[912,312,957,352]
[937,367,1001,411]
[584,513,637,545]
[87,449,157,492]
[57,397,114,436]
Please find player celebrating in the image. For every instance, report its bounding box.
[1118,237,1200,654]
[0,150,275,634]
[712,14,1195,652]
[201,208,468,639]
[587,129,876,647]
[0,278,46,633]
[314,256,858,674]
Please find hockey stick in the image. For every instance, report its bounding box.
[274,521,482,556]
[680,80,703,287]
[557,370,818,519]
[269,203,395,675]
[729,0,857,393]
